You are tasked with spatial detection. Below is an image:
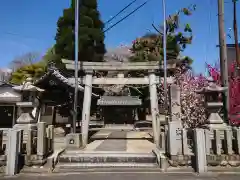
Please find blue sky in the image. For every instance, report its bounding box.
[0,0,238,73]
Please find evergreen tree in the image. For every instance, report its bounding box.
[54,0,106,68]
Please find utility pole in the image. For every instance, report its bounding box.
[218,0,229,123]
[73,0,80,133]
[233,0,240,68]
[162,0,168,113]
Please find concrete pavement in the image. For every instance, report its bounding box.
[2,172,240,180]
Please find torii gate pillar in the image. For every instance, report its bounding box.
[148,70,160,146]
[81,70,93,147]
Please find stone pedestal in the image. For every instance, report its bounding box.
[207,102,227,129]
[13,102,38,140]
[65,133,82,149]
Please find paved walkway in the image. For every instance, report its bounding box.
[54,129,153,152]
[54,130,155,153]
[75,131,155,153]
[3,173,240,180]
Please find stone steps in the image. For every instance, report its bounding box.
[54,165,161,173]
[55,151,158,171]
[59,152,156,163]
[57,162,158,168]
[54,163,159,173]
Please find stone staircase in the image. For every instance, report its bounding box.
[54,151,159,172]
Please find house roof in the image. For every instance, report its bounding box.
[34,68,99,97]
[217,44,240,48]
[97,96,142,106]
[226,44,240,48]
[0,82,14,87]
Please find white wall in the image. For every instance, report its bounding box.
[227,47,236,66]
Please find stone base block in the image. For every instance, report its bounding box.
[25,155,47,166]
[65,133,83,149]
[208,123,227,130]
[13,124,37,131]
[13,124,37,142]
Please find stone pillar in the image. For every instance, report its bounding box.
[168,121,183,155]
[37,122,46,159]
[169,84,181,121]
[148,71,159,146]
[26,129,33,156]
[6,129,22,176]
[35,104,42,123]
[47,125,54,153]
[12,106,16,127]
[81,70,93,147]
[194,128,207,173]
[167,84,182,155]
[52,106,57,125]
[135,109,139,121]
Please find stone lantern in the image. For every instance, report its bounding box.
[12,77,44,131]
[196,77,228,129]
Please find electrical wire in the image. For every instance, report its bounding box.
[2,0,140,41]
[207,0,213,62]
[103,0,151,33]
[0,31,41,40]
[204,0,213,76]
[2,0,148,46]
[104,0,138,25]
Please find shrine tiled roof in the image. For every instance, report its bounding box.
[34,68,99,97]
[97,96,142,106]
[0,83,21,102]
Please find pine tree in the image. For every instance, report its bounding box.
[54,0,106,68]
[10,63,46,85]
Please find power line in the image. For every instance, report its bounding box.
[2,1,148,41]
[104,0,138,25]
[2,1,150,46]
[103,0,150,33]
[2,1,138,41]
[0,31,48,41]
[205,0,213,64]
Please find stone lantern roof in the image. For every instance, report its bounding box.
[195,77,227,94]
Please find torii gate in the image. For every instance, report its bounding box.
[62,59,176,147]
